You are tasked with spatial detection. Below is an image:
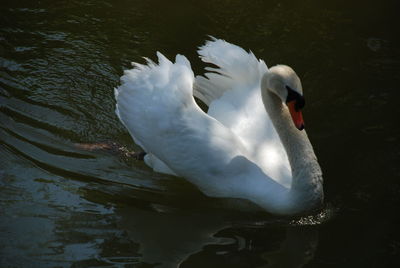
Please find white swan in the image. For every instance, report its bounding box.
[115,38,323,215]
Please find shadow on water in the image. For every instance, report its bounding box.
[0,129,334,267]
[1,0,400,267]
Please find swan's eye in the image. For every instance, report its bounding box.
[295,96,305,111]
[285,85,298,102]
[285,85,305,111]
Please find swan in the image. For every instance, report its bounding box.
[115,38,323,215]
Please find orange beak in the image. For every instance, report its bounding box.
[287,100,305,130]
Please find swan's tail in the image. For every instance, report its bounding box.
[194,37,268,105]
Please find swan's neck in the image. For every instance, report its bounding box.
[261,89,323,214]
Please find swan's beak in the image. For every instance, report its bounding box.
[287,101,305,130]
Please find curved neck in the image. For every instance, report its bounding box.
[261,86,323,214]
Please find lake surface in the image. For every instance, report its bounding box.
[1,0,399,267]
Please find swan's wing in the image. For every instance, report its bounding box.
[115,52,248,186]
[115,51,294,210]
[194,38,267,105]
[195,39,292,187]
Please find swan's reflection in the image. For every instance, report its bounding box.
[110,203,319,268]
[258,227,318,268]
[115,206,230,267]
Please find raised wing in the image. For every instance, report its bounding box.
[194,37,268,105]
[115,52,249,188]
[195,38,292,187]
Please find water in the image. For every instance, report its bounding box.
[1,0,399,267]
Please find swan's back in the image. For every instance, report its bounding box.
[115,53,193,153]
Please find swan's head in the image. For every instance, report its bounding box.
[262,65,305,130]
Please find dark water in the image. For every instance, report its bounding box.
[1,0,400,267]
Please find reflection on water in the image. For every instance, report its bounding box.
[0,144,325,267]
[1,0,400,267]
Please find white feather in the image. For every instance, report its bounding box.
[114,39,323,215]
